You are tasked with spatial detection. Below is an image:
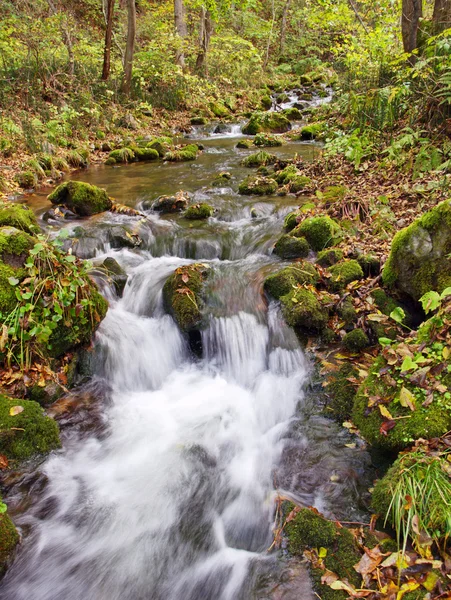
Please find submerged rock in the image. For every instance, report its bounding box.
[382,199,451,301]
[48,181,112,216]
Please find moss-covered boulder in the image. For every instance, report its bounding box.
[152,192,190,213]
[241,151,277,168]
[328,260,364,291]
[107,147,135,164]
[357,254,380,277]
[48,181,112,217]
[382,199,451,301]
[264,263,319,299]
[275,165,299,185]
[280,288,328,333]
[209,102,229,118]
[343,328,370,352]
[282,107,303,120]
[285,507,361,600]
[99,257,128,297]
[337,297,357,326]
[163,263,210,333]
[164,144,199,162]
[212,172,231,187]
[242,112,291,135]
[236,139,253,149]
[133,147,159,162]
[190,116,208,125]
[0,506,19,574]
[253,133,282,147]
[0,394,60,460]
[238,176,278,196]
[293,216,339,251]
[15,171,37,189]
[0,227,36,316]
[326,363,359,422]
[284,211,301,232]
[300,123,325,140]
[184,203,213,220]
[0,201,39,234]
[273,235,309,259]
[352,309,451,450]
[316,248,344,267]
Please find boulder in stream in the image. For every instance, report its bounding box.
[152,191,190,213]
[99,257,128,297]
[183,204,213,220]
[238,176,278,196]
[48,181,112,216]
[273,234,309,259]
[164,144,199,162]
[382,199,451,301]
[292,216,340,252]
[242,112,291,135]
[241,151,277,168]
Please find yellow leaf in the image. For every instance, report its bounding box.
[318,547,328,558]
[9,405,24,416]
[379,405,393,419]
[443,346,450,359]
[399,386,416,411]
[422,571,439,592]
[329,580,355,593]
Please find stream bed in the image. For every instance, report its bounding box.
[0,126,371,600]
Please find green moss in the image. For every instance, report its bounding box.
[284,211,301,232]
[238,176,278,196]
[105,157,116,165]
[0,394,60,460]
[316,248,343,267]
[352,357,451,451]
[293,216,339,251]
[212,172,232,187]
[329,260,364,291]
[337,297,357,325]
[184,203,213,220]
[322,185,347,203]
[0,227,35,315]
[327,363,358,421]
[273,234,309,259]
[242,112,291,135]
[290,175,311,193]
[300,122,325,140]
[133,147,159,161]
[343,328,369,352]
[241,151,277,168]
[371,288,399,316]
[108,147,135,164]
[0,201,39,234]
[280,288,328,333]
[264,263,319,299]
[286,508,361,600]
[26,159,45,180]
[236,139,253,149]
[66,149,89,168]
[282,107,303,120]
[209,102,229,118]
[164,144,199,162]
[190,116,208,125]
[357,254,380,277]
[15,171,37,189]
[253,133,282,147]
[162,264,209,332]
[0,509,19,573]
[48,181,112,216]
[274,165,299,185]
[382,199,451,300]
[261,95,272,110]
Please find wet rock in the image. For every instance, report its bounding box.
[238,176,278,196]
[164,144,199,162]
[236,139,253,149]
[273,235,309,259]
[48,181,112,217]
[211,172,232,187]
[382,199,451,301]
[152,191,190,213]
[42,206,78,222]
[242,151,277,168]
[183,203,213,220]
[213,124,231,134]
[264,263,319,298]
[100,257,128,296]
[242,112,291,135]
[109,225,142,249]
[190,116,208,125]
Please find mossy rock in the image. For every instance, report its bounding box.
[0,508,19,574]
[327,363,359,422]
[133,147,159,162]
[328,260,364,291]
[163,264,209,333]
[0,227,36,316]
[107,148,135,164]
[253,133,282,147]
[48,181,112,217]
[371,288,401,316]
[0,395,60,460]
[236,139,253,149]
[100,257,128,297]
[241,151,277,168]
[290,175,311,193]
[282,107,303,120]
[184,203,213,220]
[357,254,380,277]
[15,171,37,189]
[261,95,272,110]
[280,288,328,333]
[382,199,451,301]
[300,123,325,140]
[292,216,339,251]
[273,235,309,259]
[209,102,229,118]
[284,211,301,232]
[352,356,451,451]
[190,116,208,125]
[238,176,278,196]
[242,112,291,135]
[343,328,370,352]
[164,144,199,162]
[337,297,357,326]
[316,248,343,267]
[152,192,189,213]
[264,263,319,299]
[285,507,361,599]
[212,172,232,187]
[0,201,39,234]
[275,165,299,185]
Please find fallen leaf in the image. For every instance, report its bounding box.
[399,387,416,411]
[9,405,24,416]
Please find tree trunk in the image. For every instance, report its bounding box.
[122,0,136,96]
[401,0,422,57]
[174,0,187,68]
[195,7,212,76]
[102,0,115,80]
[279,0,291,56]
[433,0,451,33]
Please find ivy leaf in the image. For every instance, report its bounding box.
[390,306,406,324]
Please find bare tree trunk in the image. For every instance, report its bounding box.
[174,0,187,68]
[401,0,422,59]
[433,0,451,33]
[279,0,291,56]
[122,0,136,96]
[195,7,212,76]
[102,0,115,80]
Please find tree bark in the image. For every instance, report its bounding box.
[401,0,422,57]
[195,7,212,76]
[433,0,451,33]
[102,0,115,80]
[174,0,187,68]
[279,0,291,56]
[122,0,136,96]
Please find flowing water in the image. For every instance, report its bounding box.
[0,117,371,600]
